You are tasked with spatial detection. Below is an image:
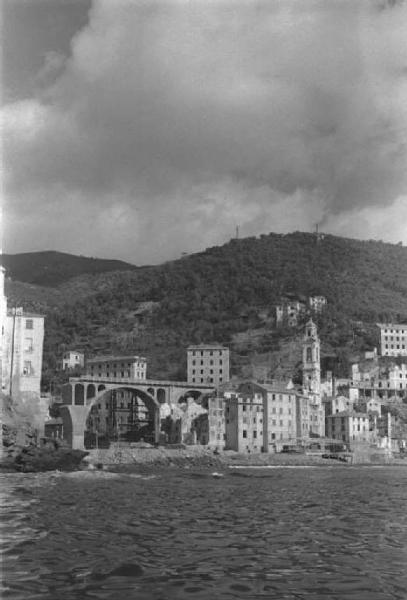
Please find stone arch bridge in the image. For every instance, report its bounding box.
[59,377,215,449]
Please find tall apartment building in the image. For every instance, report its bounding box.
[378,323,407,357]
[85,354,147,380]
[187,344,229,386]
[1,267,45,398]
[238,382,313,450]
[224,393,264,453]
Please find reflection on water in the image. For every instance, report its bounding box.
[1,467,407,599]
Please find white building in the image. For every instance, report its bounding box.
[1,267,45,399]
[378,323,407,357]
[326,411,370,445]
[309,295,327,313]
[187,344,230,386]
[62,350,85,370]
[85,355,147,380]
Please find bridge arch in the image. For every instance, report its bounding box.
[74,383,85,405]
[61,383,162,449]
[157,388,166,404]
[177,389,204,404]
[86,384,96,400]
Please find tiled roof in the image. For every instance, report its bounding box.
[86,355,146,363]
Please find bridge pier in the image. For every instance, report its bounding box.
[59,405,90,450]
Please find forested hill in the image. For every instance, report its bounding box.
[0,250,137,287]
[4,232,407,386]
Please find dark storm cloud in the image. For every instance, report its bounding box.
[3,0,407,261]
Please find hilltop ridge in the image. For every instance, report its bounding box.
[3,232,407,387]
[0,250,137,287]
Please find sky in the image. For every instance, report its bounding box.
[2,0,407,264]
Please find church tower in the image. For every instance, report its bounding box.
[302,319,321,395]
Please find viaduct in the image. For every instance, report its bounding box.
[59,376,215,449]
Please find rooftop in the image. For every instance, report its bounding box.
[7,308,45,318]
[377,323,407,330]
[328,410,369,418]
[187,343,229,350]
[86,355,146,363]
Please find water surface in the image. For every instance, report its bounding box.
[1,466,407,599]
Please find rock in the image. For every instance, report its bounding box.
[11,447,88,473]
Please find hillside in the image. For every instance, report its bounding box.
[0,251,137,287]
[4,232,407,389]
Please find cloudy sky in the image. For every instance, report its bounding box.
[2,0,407,264]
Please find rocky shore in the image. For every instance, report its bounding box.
[82,444,350,474]
[1,395,87,473]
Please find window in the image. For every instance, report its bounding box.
[23,361,32,375]
[25,319,33,329]
[24,338,33,352]
[243,430,247,438]
[253,431,257,438]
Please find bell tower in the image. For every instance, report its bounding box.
[302,319,321,394]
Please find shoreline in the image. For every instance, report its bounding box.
[84,445,406,473]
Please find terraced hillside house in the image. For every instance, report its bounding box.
[275,298,306,328]
[308,295,327,313]
[187,344,230,386]
[62,350,85,371]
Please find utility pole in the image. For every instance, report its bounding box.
[236,225,239,239]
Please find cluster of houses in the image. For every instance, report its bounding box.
[1,266,406,455]
[275,293,327,328]
[61,320,406,456]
